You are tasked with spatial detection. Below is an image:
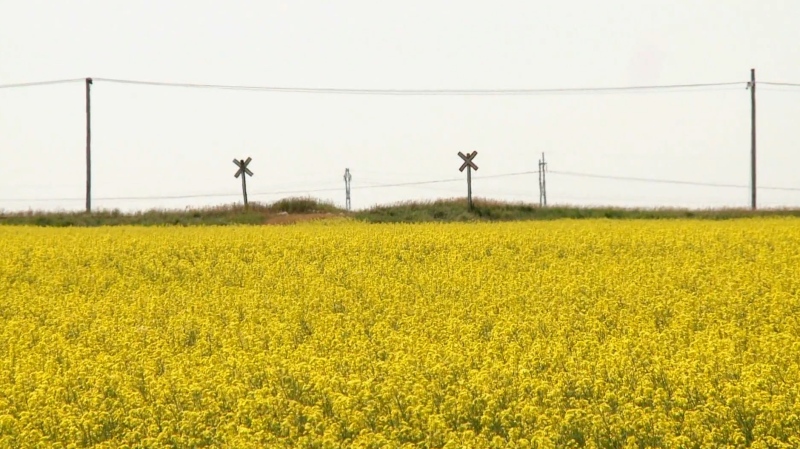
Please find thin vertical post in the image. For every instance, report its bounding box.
[241,169,248,208]
[344,168,352,211]
[541,152,547,207]
[538,153,547,207]
[538,158,542,207]
[467,165,473,210]
[750,68,757,210]
[85,77,93,213]
[458,151,478,210]
[233,157,253,207]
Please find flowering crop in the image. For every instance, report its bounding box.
[1,219,799,448]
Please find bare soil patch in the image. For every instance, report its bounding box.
[262,212,341,225]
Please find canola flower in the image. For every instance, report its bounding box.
[1,219,799,448]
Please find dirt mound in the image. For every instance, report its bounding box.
[263,212,340,225]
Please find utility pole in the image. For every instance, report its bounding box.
[85,77,92,213]
[343,168,352,211]
[748,68,757,210]
[538,152,547,207]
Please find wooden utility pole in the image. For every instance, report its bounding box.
[85,77,93,213]
[749,68,757,210]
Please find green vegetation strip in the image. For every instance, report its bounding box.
[2,197,799,226]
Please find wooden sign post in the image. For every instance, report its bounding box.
[458,151,479,210]
[233,157,253,207]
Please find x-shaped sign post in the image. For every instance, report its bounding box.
[458,151,479,210]
[233,157,253,207]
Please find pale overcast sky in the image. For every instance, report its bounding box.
[1,0,799,212]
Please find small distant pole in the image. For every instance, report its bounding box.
[751,68,757,210]
[343,168,352,211]
[233,157,253,208]
[538,152,547,207]
[538,159,542,206]
[457,151,479,210]
[85,77,93,213]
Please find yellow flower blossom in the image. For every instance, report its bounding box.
[0,219,799,447]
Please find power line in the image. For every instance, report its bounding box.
[755,185,800,192]
[358,170,538,184]
[0,78,85,90]
[760,87,800,94]
[760,81,800,87]
[92,77,745,96]
[0,184,395,202]
[4,77,800,95]
[350,170,539,189]
[0,170,541,203]
[550,170,744,188]
[0,180,347,202]
[479,170,540,179]
[3,169,798,204]
[549,170,800,192]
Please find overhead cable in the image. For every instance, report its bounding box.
[91,77,745,96]
[549,170,800,192]
[0,78,85,89]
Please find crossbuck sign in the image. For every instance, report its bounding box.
[233,157,253,207]
[458,151,478,210]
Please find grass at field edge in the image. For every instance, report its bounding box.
[2,196,800,226]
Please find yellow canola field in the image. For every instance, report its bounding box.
[1,219,800,449]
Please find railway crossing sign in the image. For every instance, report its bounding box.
[458,151,479,172]
[234,157,253,178]
[458,151,478,210]
[233,157,253,207]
